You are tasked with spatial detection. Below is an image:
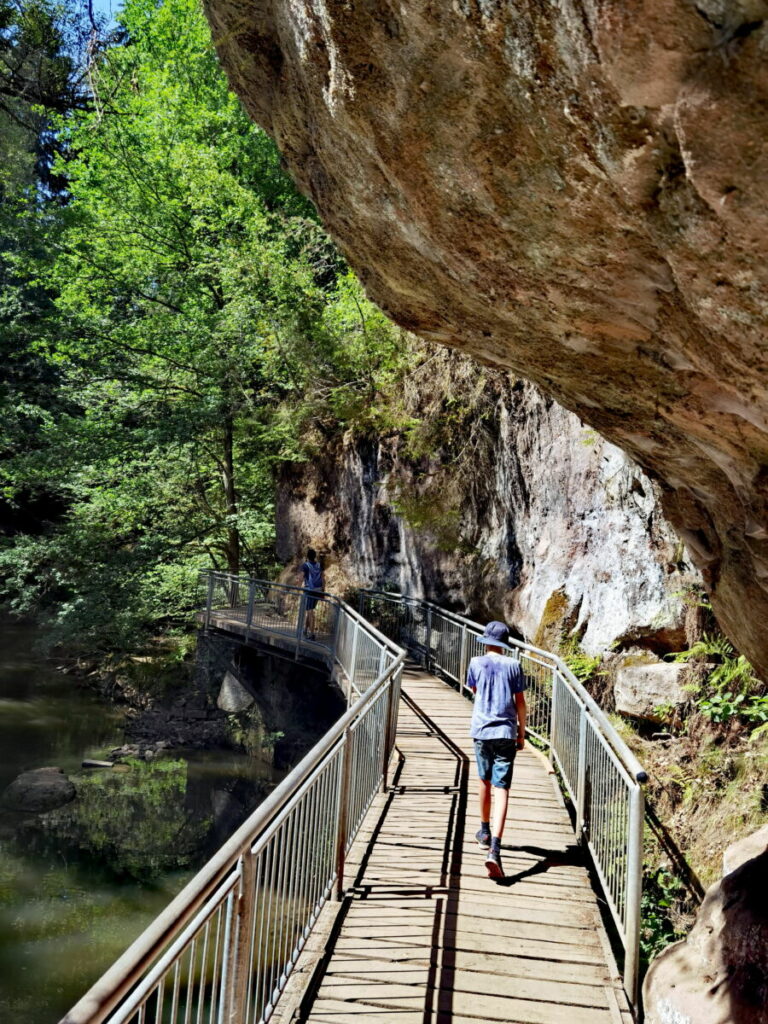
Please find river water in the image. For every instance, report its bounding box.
[0,624,287,1024]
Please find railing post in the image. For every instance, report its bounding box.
[575,708,588,840]
[458,626,469,688]
[424,605,432,670]
[335,727,354,900]
[224,849,258,1024]
[623,785,644,1005]
[381,668,400,792]
[348,621,360,701]
[245,579,256,644]
[296,591,308,660]
[205,572,215,629]
[332,601,342,661]
[549,667,559,763]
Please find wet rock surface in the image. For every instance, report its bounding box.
[644,826,768,1024]
[1,767,76,813]
[205,0,768,676]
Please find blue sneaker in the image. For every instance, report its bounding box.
[475,828,491,851]
[485,849,504,879]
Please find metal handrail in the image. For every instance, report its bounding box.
[357,589,647,783]
[61,573,405,1024]
[357,586,646,1004]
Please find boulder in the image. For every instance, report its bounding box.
[1,767,76,813]
[217,670,254,713]
[643,827,768,1024]
[723,824,768,878]
[613,649,687,721]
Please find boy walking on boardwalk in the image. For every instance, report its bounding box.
[467,620,527,880]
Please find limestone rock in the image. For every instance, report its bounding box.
[644,828,768,1024]
[1,767,76,813]
[723,823,768,878]
[204,0,768,677]
[613,649,688,721]
[276,361,696,654]
[217,670,254,713]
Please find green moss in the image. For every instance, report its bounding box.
[390,487,462,553]
[533,589,570,651]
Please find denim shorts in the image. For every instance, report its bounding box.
[474,738,517,789]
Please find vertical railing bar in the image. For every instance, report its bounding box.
[255,842,274,1024]
[334,727,354,900]
[195,921,209,1024]
[183,937,197,1024]
[265,826,281,1011]
[170,959,182,1024]
[208,905,223,1024]
[624,783,643,1005]
[205,573,215,629]
[217,891,235,1024]
[154,979,165,1024]
[245,579,256,645]
[228,849,257,1024]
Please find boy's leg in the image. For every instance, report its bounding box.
[491,785,509,841]
[478,778,491,822]
[485,741,516,879]
[474,742,492,848]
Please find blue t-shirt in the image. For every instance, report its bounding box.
[467,652,527,739]
[301,561,323,590]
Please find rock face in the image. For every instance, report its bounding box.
[612,649,688,720]
[643,827,768,1024]
[1,767,76,813]
[204,0,768,677]
[217,670,255,713]
[277,355,699,656]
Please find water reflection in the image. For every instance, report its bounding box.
[0,626,305,1023]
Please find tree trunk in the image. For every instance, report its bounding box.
[221,413,240,575]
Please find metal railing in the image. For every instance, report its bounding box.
[61,574,404,1024]
[202,572,394,700]
[357,588,647,1004]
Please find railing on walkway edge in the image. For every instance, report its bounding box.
[201,572,394,700]
[357,588,647,1005]
[61,572,405,1024]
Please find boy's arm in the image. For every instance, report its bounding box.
[515,690,527,749]
[466,660,477,693]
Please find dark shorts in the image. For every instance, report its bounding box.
[304,590,321,611]
[474,738,517,789]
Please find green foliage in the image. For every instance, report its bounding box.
[670,632,760,694]
[640,865,687,965]
[670,631,765,731]
[560,635,602,683]
[0,0,411,658]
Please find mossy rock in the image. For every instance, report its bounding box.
[533,589,571,651]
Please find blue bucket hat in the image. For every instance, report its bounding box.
[477,620,512,651]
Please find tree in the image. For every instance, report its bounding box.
[0,0,413,656]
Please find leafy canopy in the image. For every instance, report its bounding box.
[0,0,416,655]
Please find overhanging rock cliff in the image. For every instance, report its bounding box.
[204,0,768,675]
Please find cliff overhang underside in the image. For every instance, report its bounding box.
[203,0,768,676]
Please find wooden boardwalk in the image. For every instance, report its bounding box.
[289,665,633,1024]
